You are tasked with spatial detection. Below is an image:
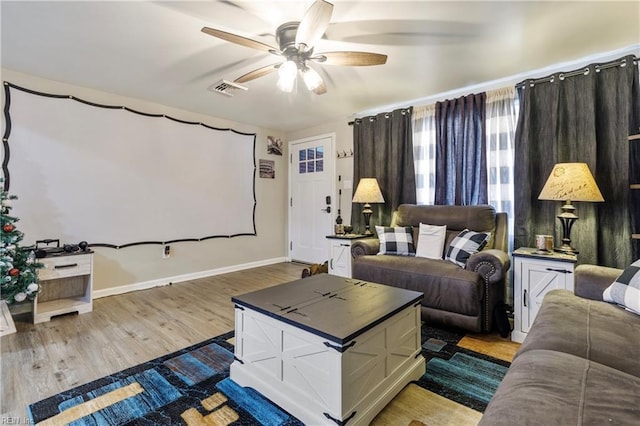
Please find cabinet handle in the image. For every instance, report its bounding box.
[54,263,78,269]
[330,259,333,270]
[546,268,572,274]
[523,289,527,307]
[340,243,350,247]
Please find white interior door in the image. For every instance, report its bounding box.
[289,134,335,264]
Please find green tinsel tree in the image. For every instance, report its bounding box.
[1,180,42,304]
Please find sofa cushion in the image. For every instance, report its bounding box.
[375,226,415,256]
[445,229,490,267]
[479,349,640,425]
[603,259,640,315]
[517,289,640,378]
[353,255,483,316]
[415,223,446,259]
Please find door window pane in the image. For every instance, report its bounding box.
[298,145,325,174]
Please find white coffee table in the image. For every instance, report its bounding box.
[231,274,425,425]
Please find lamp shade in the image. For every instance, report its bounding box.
[538,163,604,202]
[352,178,385,204]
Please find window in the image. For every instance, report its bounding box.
[412,87,518,250]
[298,146,324,174]
[412,105,436,205]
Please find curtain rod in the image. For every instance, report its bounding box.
[515,55,638,89]
[348,106,412,126]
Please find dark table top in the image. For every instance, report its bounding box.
[232,274,423,345]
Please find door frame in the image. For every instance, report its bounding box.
[287,133,336,262]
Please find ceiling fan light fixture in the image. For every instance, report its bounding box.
[277,60,298,92]
[303,67,323,91]
[202,0,388,96]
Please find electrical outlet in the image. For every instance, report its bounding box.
[163,245,171,258]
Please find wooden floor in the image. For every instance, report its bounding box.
[0,262,520,423]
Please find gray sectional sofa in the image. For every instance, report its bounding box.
[351,204,510,333]
[480,264,640,425]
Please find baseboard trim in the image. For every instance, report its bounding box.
[93,257,289,299]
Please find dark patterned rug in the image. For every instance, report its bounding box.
[27,326,509,425]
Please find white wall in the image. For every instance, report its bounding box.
[1,69,289,295]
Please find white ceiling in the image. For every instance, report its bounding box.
[2,1,639,132]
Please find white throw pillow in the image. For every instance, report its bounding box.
[415,223,447,259]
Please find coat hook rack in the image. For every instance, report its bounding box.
[337,149,353,159]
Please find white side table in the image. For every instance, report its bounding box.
[512,247,577,343]
[326,235,369,278]
[34,251,94,323]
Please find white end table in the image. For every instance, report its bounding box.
[326,234,369,278]
[512,247,577,343]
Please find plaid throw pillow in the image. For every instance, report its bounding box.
[446,229,491,267]
[603,260,640,315]
[376,226,415,256]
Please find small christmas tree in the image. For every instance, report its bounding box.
[1,180,42,304]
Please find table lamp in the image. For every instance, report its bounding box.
[538,163,604,254]
[352,178,385,236]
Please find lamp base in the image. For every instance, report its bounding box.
[555,245,579,255]
[362,203,373,236]
[556,200,579,254]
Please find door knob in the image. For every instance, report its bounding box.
[321,207,331,213]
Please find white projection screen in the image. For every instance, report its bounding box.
[2,83,256,248]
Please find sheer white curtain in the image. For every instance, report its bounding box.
[412,88,517,247]
[412,104,437,205]
[486,87,518,252]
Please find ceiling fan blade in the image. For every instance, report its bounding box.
[202,26,278,53]
[234,63,280,84]
[316,51,388,66]
[295,0,334,52]
[313,81,327,95]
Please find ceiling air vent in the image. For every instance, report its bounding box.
[207,79,248,97]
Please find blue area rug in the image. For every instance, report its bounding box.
[27,326,509,425]
[418,325,511,412]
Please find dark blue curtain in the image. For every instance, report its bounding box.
[351,107,416,233]
[514,55,640,267]
[434,93,488,205]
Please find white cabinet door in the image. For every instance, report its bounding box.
[329,241,352,278]
[520,261,570,332]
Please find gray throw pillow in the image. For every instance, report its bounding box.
[603,259,640,315]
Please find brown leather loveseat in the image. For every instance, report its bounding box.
[351,204,510,332]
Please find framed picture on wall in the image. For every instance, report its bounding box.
[259,159,275,179]
[267,136,283,155]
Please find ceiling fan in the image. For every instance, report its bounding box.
[201,0,387,95]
